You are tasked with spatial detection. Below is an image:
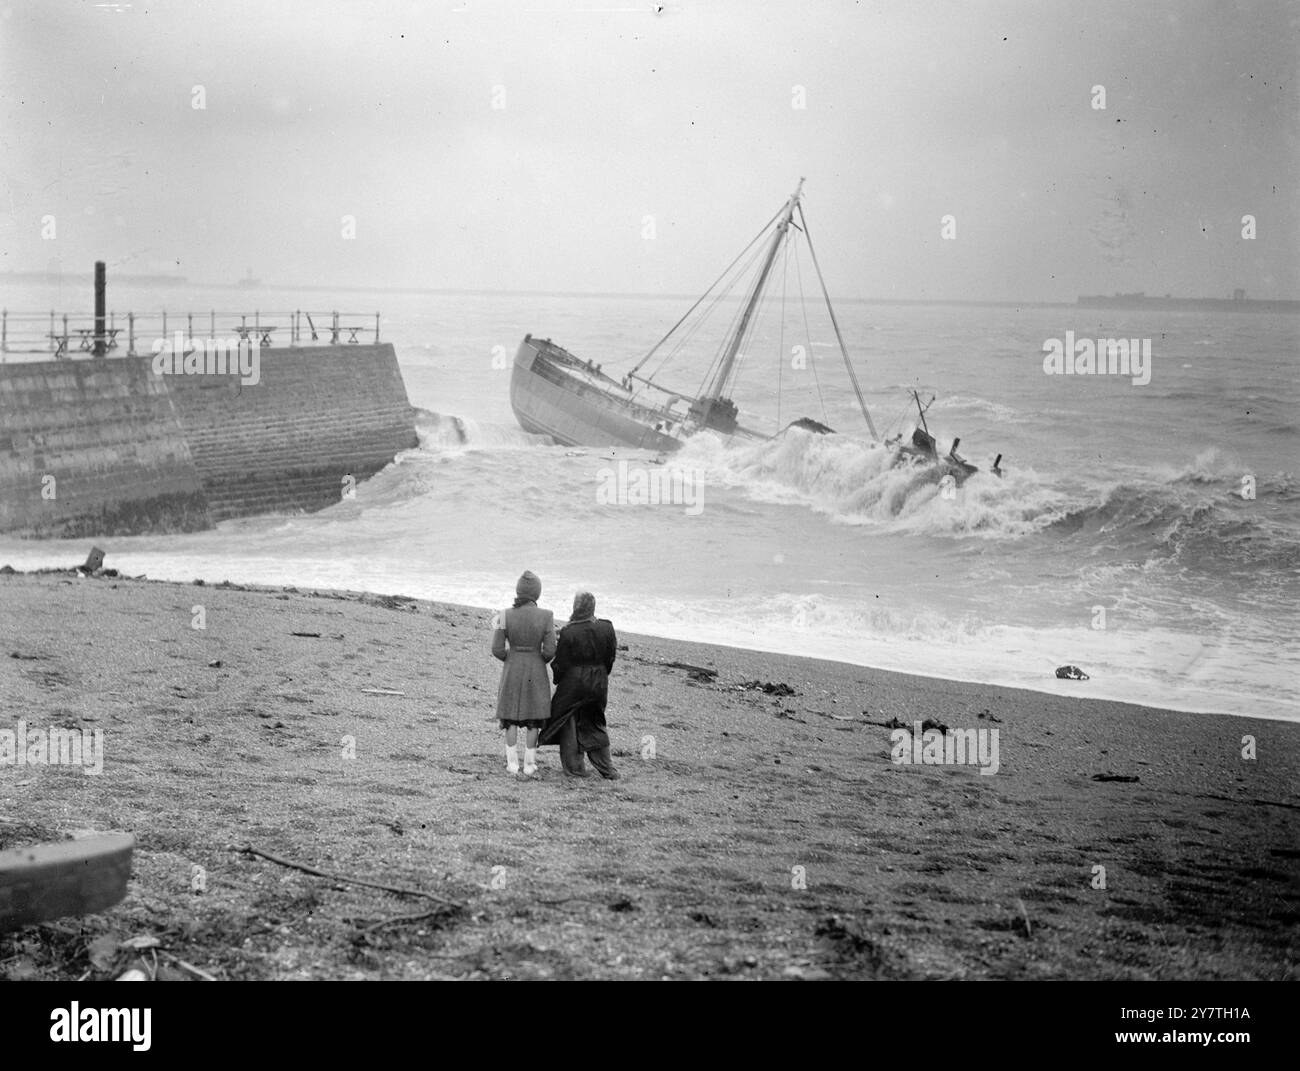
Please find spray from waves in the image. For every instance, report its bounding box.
[672,428,1071,538]
[412,407,552,451]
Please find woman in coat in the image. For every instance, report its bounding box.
[538,591,619,780]
[491,570,556,776]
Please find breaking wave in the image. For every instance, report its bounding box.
[665,428,1300,573]
[675,428,1069,538]
[412,407,552,450]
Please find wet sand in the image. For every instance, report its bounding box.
[1,571,1296,980]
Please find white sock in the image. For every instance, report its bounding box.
[505,744,519,771]
[524,747,537,770]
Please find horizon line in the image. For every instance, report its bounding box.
[3,272,1299,309]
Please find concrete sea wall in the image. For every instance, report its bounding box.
[0,343,416,537]
[0,357,209,538]
[165,343,417,521]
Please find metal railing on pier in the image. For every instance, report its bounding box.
[0,310,382,360]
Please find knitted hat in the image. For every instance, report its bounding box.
[515,570,542,603]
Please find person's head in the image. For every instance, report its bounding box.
[514,570,542,607]
[570,590,596,622]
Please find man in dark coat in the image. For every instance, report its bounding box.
[539,591,619,779]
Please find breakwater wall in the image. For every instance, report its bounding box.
[0,343,417,537]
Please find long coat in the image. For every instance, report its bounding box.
[538,618,617,748]
[491,603,557,722]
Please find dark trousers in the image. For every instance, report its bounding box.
[557,713,618,780]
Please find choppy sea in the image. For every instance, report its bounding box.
[3,283,1298,721]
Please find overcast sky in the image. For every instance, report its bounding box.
[1,0,1296,300]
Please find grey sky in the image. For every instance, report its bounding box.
[1,0,1296,300]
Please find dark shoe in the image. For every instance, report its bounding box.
[588,747,620,780]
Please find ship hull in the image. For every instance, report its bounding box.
[510,337,682,451]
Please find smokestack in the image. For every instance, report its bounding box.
[93,261,106,357]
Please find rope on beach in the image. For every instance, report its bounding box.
[233,844,466,909]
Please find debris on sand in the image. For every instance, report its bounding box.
[814,914,897,976]
[1091,773,1140,783]
[661,661,718,679]
[977,709,1003,723]
[368,593,418,612]
[1055,665,1090,680]
[738,681,796,696]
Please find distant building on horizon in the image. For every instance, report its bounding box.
[1077,288,1299,313]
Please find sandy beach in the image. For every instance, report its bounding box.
[1,569,1296,981]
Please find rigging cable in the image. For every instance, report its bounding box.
[797,201,879,442]
[639,233,770,402]
[777,233,789,429]
[793,240,828,425]
[627,203,786,382]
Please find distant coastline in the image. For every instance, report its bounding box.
[1077,291,1300,313]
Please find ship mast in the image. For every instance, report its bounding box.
[694,178,804,427]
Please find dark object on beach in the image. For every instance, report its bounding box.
[739,680,796,696]
[1091,773,1140,783]
[921,717,948,734]
[290,631,322,638]
[977,709,1003,723]
[81,546,106,574]
[193,578,205,586]
[663,661,717,679]
[608,897,637,913]
[207,659,222,668]
[883,716,908,729]
[0,833,134,933]
[1055,665,1090,680]
[371,593,418,611]
[0,564,14,575]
